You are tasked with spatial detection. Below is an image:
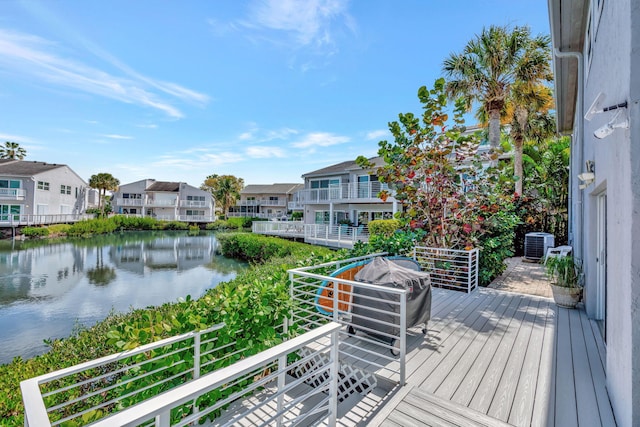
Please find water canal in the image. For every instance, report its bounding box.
[0,231,247,364]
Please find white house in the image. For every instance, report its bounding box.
[549,0,639,424]
[0,160,89,225]
[295,157,400,228]
[228,183,303,219]
[112,179,215,223]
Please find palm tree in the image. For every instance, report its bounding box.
[89,173,120,214]
[0,141,26,159]
[201,174,244,219]
[443,25,552,154]
[507,82,556,195]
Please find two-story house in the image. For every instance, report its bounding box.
[228,183,303,219]
[296,157,400,228]
[113,179,215,223]
[549,0,639,424]
[0,160,89,225]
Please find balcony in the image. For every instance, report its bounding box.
[145,198,177,207]
[179,200,207,208]
[116,198,143,206]
[295,181,393,204]
[0,188,25,200]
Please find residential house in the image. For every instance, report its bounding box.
[549,0,639,424]
[228,183,303,219]
[296,157,400,227]
[0,160,89,225]
[112,179,215,223]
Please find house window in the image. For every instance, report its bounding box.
[0,204,21,221]
[0,180,20,189]
[37,181,50,191]
[122,193,142,199]
[60,185,71,195]
[315,211,330,224]
[186,210,205,216]
[187,195,205,201]
[310,178,340,189]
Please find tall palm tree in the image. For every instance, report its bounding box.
[0,141,26,159]
[89,173,120,213]
[201,174,244,218]
[443,25,552,154]
[507,82,556,195]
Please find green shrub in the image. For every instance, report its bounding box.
[0,233,336,425]
[226,217,255,229]
[368,219,401,238]
[20,227,49,238]
[161,221,189,230]
[46,224,71,236]
[206,220,233,230]
[217,233,332,263]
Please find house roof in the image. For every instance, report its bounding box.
[0,160,67,176]
[548,0,589,134]
[241,183,304,195]
[302,157,384,178]
[146,181,181,192]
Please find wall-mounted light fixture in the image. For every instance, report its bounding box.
[577,160,596,190]
[584,92,629,139]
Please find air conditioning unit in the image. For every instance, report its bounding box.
[524,232,555,261]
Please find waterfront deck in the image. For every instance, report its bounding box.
[338,286,615,426]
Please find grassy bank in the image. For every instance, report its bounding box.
[0,234,335,426]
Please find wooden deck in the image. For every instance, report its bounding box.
[337,287,616,427]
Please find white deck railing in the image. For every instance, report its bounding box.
[413,246,479,293]
[0,188,26,199]
[252,222,368,248]
[21,322,342,427]
[294,182,393,204]
[0,214,93,227]
[288,253,410,386]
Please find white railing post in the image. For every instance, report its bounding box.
[467,250,472,293]
[276,355,286,427]
[399,291,407,386]
[194,333,201,379]
[328,328,339,427]
[155,411,170,427]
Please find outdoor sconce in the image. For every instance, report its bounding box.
[578,160,595,189]
[585,92,629,139]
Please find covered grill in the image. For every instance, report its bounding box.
[349,257,432,346]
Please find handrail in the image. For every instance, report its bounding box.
[89,323,341,427]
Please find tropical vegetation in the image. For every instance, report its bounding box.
[88,173,120,215]
[0,141,26,160]
[0,234,334,426]
[201,174,244,219]
[442,25,552,163]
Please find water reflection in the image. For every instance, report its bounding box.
[0,232,246,364]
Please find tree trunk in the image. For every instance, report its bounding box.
[514,136,524,196]
[488,108,502,153]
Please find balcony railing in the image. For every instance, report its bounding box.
[145,199,177,207]
[177,215,215,222]
[115,198,143,206]
[413,246,479,293]
[252,222,368,249]
[295,182,393,204]
[22,322,341,427]
[0,214,93,227]
[260,199,285,206]
[238,199,260,206]
[179,200,207,208]
[0,188,25,199]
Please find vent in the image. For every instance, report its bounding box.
[524,232,555,260]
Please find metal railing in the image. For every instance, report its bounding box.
[288,254,408,385]
[145,199,177,207]
[22,323,341,427]
[413,246,479,293]
[252,222,369,248]
[0,188,26,199]
[177,215,215,222]
[0,214,93,227]
[116,198,144,206]
[179,200,208,208]
[294,182,393,204]
[252,220,305,237]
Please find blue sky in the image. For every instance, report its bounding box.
[0,0,550,187]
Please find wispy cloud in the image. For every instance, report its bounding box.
[291,132,350,148]
[137,124,158,129]
[0,133,32,143]
[0,28,209,118]
[246,146,285,158]
[102,134,133,140]
[365,129,388,140]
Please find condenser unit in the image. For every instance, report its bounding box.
[524,232,555,261]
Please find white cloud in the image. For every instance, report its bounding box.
[365,129,388,140]
[246,146,285,158]
[137,124,158,129]
[238,132,253,141]
[0,133,32,143]
[102,134,133,140]
[0,29,208,118]
[291,132,350,148]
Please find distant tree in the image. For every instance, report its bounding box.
[0,141,26,160]
[443,25,552,154]
[89,173,120,214]
[201,174,244,219]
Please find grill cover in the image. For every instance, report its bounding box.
[351,257,432,339]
